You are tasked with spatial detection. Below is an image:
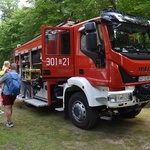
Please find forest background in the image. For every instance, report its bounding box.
[0,0,149,66]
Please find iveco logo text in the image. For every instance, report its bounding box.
[139,66,150,72]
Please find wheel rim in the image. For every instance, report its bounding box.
[72,100,86,122]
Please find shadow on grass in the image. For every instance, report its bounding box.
[15,100,64,118]
[14,100,149,133]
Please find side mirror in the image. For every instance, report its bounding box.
[85,22,98,51]
[86,33,98,50]
[85,22,96,32]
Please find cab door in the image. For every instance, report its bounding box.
[41,26,74,78]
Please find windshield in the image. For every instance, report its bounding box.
[108,23,150,53]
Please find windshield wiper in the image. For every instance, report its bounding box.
[114,46,150,54]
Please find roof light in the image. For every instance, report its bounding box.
[100,9,150,26]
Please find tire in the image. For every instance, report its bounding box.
[120,109,141,118]
[68,92,99,130]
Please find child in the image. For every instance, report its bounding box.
[0,61,10,115]
[0,88,4,115]
[0,61,10,77]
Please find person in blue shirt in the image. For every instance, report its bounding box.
[0,63,21,127]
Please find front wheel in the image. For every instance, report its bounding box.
[68,92,99,129]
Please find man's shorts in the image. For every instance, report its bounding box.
[2,93,16,106]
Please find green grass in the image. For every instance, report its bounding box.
[0,100,150,150]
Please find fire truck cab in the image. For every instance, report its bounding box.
[14,10,150,129]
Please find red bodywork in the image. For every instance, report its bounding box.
[14,17,150,104]
[15,36,41,54]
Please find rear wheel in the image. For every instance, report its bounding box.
[68,92,99,129]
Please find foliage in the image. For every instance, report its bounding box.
[0,0,149,66]
[117,0,150,18]
[0,0,19,21]
[0,9,25,65]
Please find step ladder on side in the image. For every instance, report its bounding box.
[16,95,48,107]
[55,84,64,111]
[16,84,65,109]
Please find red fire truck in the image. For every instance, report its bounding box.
[14,9,150,129]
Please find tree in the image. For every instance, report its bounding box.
[0,0,149,66]
[0,8,29,66]
[0,0,19,21]
[117,0,150,18]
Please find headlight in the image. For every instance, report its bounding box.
[108,93,131,103]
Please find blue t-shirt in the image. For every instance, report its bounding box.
[1,70,21,95]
